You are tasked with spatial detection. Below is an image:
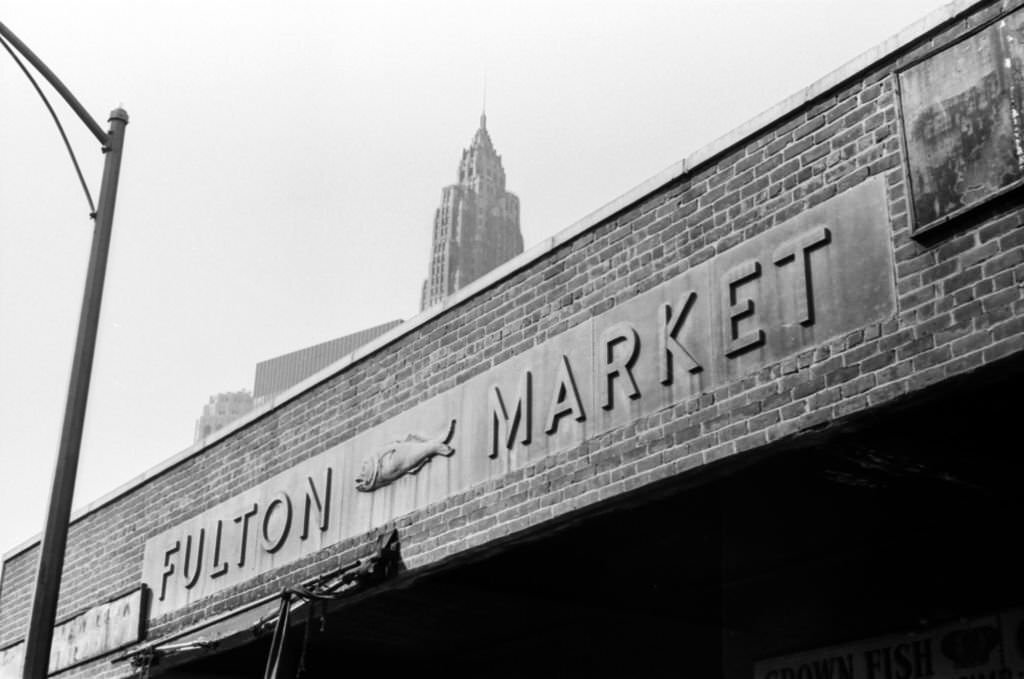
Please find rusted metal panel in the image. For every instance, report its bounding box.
[0,587,144,676]
[899,10,1024,233]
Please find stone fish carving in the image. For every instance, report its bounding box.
[354,420,456,492]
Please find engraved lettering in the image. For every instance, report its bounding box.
[159,541,180,602]
[261,492,292,553]
[233,503,258,567]
[210,519,228,578]
[545,355,586,435]
[659,292,702,385]
[773,226,831,326]
[301,468,332,540]
[600,323,641,410]
[489,370,532,458]
[182,528,205,589]
[724,260,765,357]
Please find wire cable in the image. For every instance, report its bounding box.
[0,32,97,218]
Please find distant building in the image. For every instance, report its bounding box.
[193,390,253,442]
[253,319,402,404]
[193,321,402,443]
[421,112,523,310]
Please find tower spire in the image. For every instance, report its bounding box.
[481,74,487,130]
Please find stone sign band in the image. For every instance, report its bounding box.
[142,178,896,620]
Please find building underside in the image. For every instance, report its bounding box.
[150,353,1024,678]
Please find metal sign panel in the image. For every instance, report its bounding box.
[0,587,144,676]
[144,178,896,620]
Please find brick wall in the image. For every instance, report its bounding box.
[3,1,1023,675]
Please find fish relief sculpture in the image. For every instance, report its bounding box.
[354,419,456,492]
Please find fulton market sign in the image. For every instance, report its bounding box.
[143,178,896,619]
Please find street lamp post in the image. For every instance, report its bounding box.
[0,20,128,679]
[21,109,128,679]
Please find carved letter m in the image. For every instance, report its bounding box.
[489,370,532,458]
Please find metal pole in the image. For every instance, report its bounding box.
[22,108,128,679]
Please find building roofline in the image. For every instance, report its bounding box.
[3,0,981,563]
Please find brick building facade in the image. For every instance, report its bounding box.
[2,1,1023,676]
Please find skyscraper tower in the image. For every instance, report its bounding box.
[421,113,523,310]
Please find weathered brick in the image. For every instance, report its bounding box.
[978,213,1021,242]
[801,142,830,166]
[783,135,816,161]
[825,97,858,123]
[983,249,1024,276]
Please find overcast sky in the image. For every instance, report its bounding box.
[0,0,952,557]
